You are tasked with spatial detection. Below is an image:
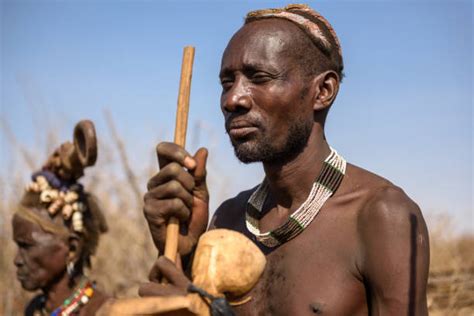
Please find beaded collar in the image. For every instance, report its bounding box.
[33,277,95,316]
[245,148,346,248]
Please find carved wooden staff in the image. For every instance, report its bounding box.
[164,46,196,264]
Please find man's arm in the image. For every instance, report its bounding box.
[358,186,430,316]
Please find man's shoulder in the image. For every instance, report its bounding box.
[344,163,424,231]
[210,184,260,229]
[347,165,425,240]
[345,162,394,190]
[359,182,422,225]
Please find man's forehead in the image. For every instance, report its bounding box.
[230,19,299,48]
[221,19,300,69]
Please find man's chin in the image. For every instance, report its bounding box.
[235,153,260,164]
[231,137,282,164]
[233,144,263,164]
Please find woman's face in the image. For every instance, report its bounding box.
[12,213,69,291]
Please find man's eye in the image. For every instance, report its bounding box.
[220,79,233,90]
[252,73,272,83]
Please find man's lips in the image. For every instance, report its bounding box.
[228,125,258,138]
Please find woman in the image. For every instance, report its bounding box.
[12,121,109,316]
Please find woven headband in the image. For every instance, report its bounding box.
[245,4,342,59]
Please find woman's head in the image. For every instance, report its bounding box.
[12,209,70,291]
[12,120,107,291]
[13,177,107,292]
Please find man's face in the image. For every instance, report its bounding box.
[220,19,314,164]
[12,213,69,291]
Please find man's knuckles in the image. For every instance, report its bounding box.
[167,180,184,195]
[156,142,193,168]
[146,173,160,191]
[144,182,193,209]
[156,142,184,158]
[147,164,195,192]
[162,198,190,221]
[143,198,190,222]
[143,203,166,224]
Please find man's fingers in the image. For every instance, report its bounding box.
[146,181,194,209]
[138,282,186,297]
[143,197,191,223]
[147,162,195,191]
[148,259,161,283]
[156,142,196,170]
[155,256,191,288]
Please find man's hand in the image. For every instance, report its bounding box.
[138,256,191,297]
[144,142,209,256]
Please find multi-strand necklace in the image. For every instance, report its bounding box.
[245,148,346,248]
[35,277,95,316]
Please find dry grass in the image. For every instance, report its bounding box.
[427,217,474,315]
[0,118,472,315]
[0,115,158,315]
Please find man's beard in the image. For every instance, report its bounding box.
[231,117,313,164]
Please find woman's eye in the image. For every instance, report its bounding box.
[17,241,32,249]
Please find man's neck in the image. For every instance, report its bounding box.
[262,125,330,211]
[43,273,79,312]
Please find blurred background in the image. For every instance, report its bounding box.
[1,0,472,315]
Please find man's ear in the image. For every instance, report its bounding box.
[68,235,84,265]
[311,70,340,111]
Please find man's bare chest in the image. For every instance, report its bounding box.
[232,203,369,315]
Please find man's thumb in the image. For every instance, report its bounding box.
[192,148,208,182]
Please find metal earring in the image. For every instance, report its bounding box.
[67,261,75,277]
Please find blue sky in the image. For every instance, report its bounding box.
[1,0,472,233]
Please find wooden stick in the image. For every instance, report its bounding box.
[164,46,195,264]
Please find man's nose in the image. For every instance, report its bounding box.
[222,78,252,114]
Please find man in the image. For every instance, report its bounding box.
[141,4,429,315]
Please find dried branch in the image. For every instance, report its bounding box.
[103,109,142,206]
[0,117,36,170]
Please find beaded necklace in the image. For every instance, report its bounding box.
[34,277,95,316]
[245,148,346,248]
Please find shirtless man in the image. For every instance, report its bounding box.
[140,4,429,315]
